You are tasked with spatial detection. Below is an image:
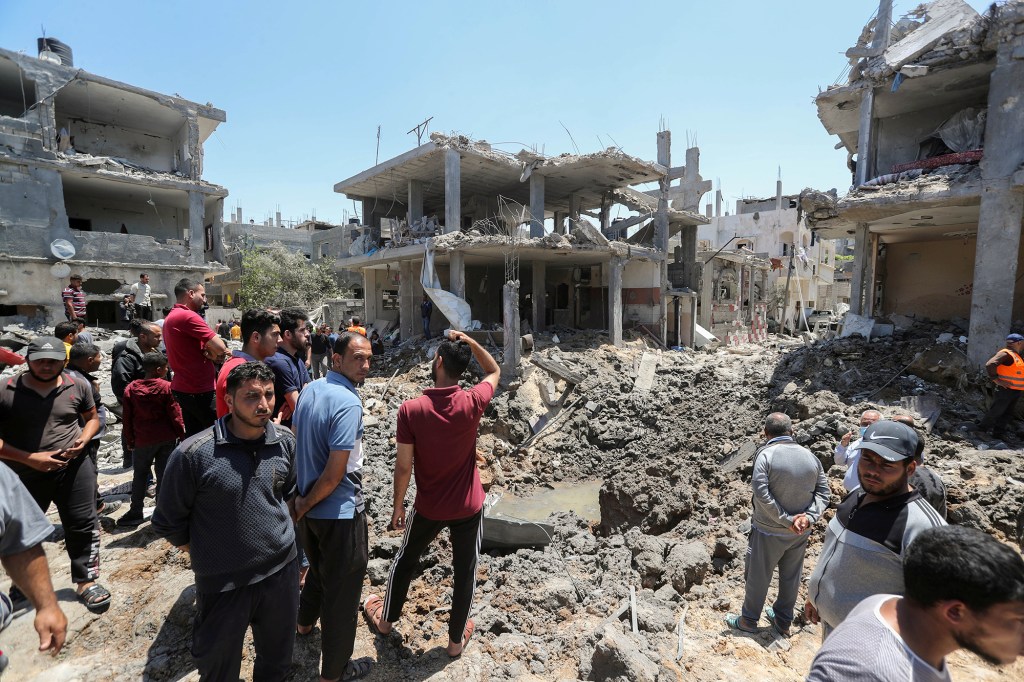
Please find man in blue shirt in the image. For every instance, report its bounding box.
[265,308,311,428]
[291,331,373,682]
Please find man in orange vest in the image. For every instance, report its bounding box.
[346,317,367,337]
[979,333,1024,439]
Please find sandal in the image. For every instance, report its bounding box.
[765,607,791,637]
[362,594,388,634]
[340,656,372,681]
[77,583,111,614]
[725,613,758,633]
[448,618,475,658]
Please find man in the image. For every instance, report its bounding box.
[727,413,829,636]
[363,330,500,658]
[309,325,330,381]
[0,336,110,613]
[893,414,948,519]
[72,318,93,346]
[130,273,153,321]
[979,333,1024,439]
[229,320,241,341]
[61,274,86,322]
[266,308,310,428]
[833,408,881,492]
[1,465,67,658]
[346,317,367,337]
[112,321,162,403]
[152,362,298,682]
[292,332,373,681]
[163,278,229,437]
[66,344,107,469]
[808,525,1024,680]
[420,296,433,338]
[805,420,947,638]
[217,319,231,341]
[53,321,78,361]
[215,309,281,418]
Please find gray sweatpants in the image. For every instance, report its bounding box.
[741,528,809,627]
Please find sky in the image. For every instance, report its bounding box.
[0,0,993,226]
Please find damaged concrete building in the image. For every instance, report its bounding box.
[332,132,711,369]
[0,41,228,323]
[807,0,1024,366]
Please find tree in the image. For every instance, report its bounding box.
[238,242,342,310]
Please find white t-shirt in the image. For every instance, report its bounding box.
[807,594,951,682]
[130,281,152,307]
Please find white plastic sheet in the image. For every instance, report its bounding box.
[421,240,472,331]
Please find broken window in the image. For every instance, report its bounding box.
[69,217,92,231]
[205,224,213,252]
[382,289,399,311]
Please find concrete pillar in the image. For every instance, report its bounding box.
[361,199,374,227]
[444,149,461,234]
[211,197,226,264]
[532,261,546,332]
[656,130,671,346]
[569,193,582,222]
[399,259,417,340]
[679,226,698,291]
[865,233,879,316]
[408,179,424,227]
[449,250,466,300]
[362,269,378,324]
[968,16,1024,367]
[609,256,624,347]
[715,190,723,217]
[855,88,876,186]
[700,259,714,330]
[529,173,545,238]
[188,190,205,266]
[501,280,521,379]
[849,223,870,315]
[599,196,611,234]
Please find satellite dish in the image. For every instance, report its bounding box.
[50,262,71,278]
[50,239,76,260]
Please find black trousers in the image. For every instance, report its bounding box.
[192,558,299,682]
[137,305,152,321]
[981,386,1022,433]
[172,390,216,438]
[127,440,174,518]
[18,453,99,584]
[298,512,368,680]
[382,508,483,644]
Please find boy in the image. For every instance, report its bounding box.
[118,353,185,528]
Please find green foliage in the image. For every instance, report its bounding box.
[238,242,340,310]
[833,254,855,262]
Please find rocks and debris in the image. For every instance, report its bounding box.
[2,321,1022,680]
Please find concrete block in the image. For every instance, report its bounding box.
[840,313,875,339]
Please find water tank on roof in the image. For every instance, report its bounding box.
[37,38,73,67]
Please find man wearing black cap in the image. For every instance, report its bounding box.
[0,336,111,614]
[978,333,1024,440]
[804,420,946,639]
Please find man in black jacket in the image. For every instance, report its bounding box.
[111,321,162,468]
[152,362,298,682]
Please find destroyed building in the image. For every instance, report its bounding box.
[0,40,228,323]
[331,132,711,367]
[806,0,1024,366]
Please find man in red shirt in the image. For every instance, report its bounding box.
[162,278,228,437]
[363,330,499,657]
[214,309,281,418]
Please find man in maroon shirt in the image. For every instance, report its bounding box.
[363,330,499,657]
[162,278,228,437]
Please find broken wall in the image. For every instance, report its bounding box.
[63,191,186,239]
[61,118,178,172]
[873,99,987,175]
[882,238,975,318]
[622,259,660,326]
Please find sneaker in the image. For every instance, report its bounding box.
[116,514,145,528]
[97,500,122,515]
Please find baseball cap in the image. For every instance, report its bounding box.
[1007,333,1024,343]
[26,336,69,361]
[852,420,918,462]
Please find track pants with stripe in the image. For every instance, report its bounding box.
[382,507,483,644]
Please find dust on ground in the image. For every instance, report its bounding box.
[1,322,1022,681]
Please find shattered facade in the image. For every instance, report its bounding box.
[0,44,228,323]
[332,132,711,367]
[808,0,1024,366]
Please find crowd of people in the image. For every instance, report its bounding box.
[0,275,1022,681]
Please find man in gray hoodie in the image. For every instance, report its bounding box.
[728,413,829,636]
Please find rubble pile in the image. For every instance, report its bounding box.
[2,325,1023,680]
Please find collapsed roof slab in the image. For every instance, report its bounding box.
[334,134,670,215]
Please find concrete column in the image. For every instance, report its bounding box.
[210,197,226,264]
[849,223,870,315]
[599,196,611,234]
[361,199,374,227]
[188,190,205,266]
[609,256,624,347]
[855,88,876,186]
[399,259,417,340]
[408,179,424,227]
[444,149,461,233]
[679,226,698,291]
[865,233,879,316]
[569,193,582,222]
[362,269,378,324]
[532,261,546,332]
[529,173,545,238]
[715,189,723,217]
[968,15,1024,367]
[552,211,565,235]
[501,280,521,379]
[449,250,466,300]
[700,259,714,330]
[656,130,671,346]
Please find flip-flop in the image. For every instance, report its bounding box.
[765,607,791,637]
[362,594,387,634]
[448,618,475,658]
[724,613,757,633]
[77,583,111,614]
